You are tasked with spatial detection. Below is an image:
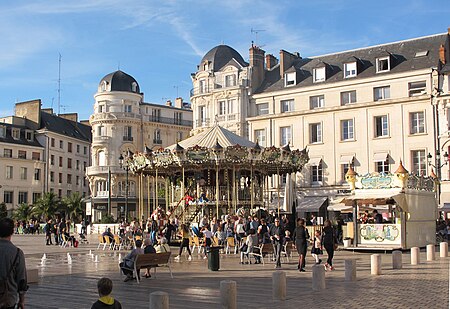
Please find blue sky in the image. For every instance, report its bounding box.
[0,0,449,121]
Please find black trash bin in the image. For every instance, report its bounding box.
[207,246,222,271]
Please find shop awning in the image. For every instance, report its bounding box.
[308,157,322,166]
[296,196,328,212]
[373,152,389,162]
[339,155,354,164]
[334,188,409,212]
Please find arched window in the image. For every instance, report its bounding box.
[98,150,106,166]
[131,82,137,92]
[101,81,107,92]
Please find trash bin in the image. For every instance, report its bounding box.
[207,246,222,271]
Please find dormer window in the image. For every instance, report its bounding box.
[25,130,33,141]
[285,72,296,87]
[101,80,107,91]
[376,56,390,73]
[313,67,326,83]
[225,75,236,87]
[131,82,137,92]
[344,62,357,78]
[12,128,20,140]
[0,126,5,138]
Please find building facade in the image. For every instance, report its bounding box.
[87,70,193,221]
[192,28,450,211]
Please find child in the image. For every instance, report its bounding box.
[202,226,213,259]
[311,230,323,265]
[91,277,122,309]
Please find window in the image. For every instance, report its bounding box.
[228,99,235,114]
[32,193,41,204]
[84,146,87,155]
[6,166,13,179]
[313,67,326,82]
[310,123,322,143]
[374,115,389,137]
[254,129,266,147]
[415,50,428,57]
[374,86,390,101]
[98,104,105,113]
[131,82,138,92]
[58,189,62,198]
[77,145,80,153]
[25,130,33,141]
[344,62,357,78]
[68,142,72,153]
[123,126,133,141]
[20,167,27,180]
[342,164,350,182]
[32,152,40,161]
[12,128,20,139]
[50,155,55,165]
[280,126,291,146]
[59,140,63,149]
[153,129,162,144]
[18,192,28,204]
[59,156,63,167]
[18,150,26,159]
[67,174,72,184]
[410,111,425,134]
[174,112,183,125]
[50,171,54,182]
[198,106,207,126]
[0,126,5,137]
[376,56,390,73]
[409,81,426,96]
[412,150,426,175]
[67,190,71,196]
[176,132,183,142]
[59,173,62,184]
[376,161,390,173]
[4,191,13,204]
[341,91,357,105]
[225,75,236,87]
[124,105,132,113]
[76,176,80,186]
[256,103,269,116]
[76,160,80,170]
[285,72,296,86]
[98,150,106,166]
[34,168,41,181]
[97,125,105,136]
[311,163,323,183]
[310,95,324,109]
[199,79,206,94]
[341,119,354,141]
[3,149,12,158]
[51,138,55,147]
[280,99,294,113]
[219,101,226,115]
[67,158,72,169]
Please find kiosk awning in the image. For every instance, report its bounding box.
[296,196,328,212]
[335,188,409,212]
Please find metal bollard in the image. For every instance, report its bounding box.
[344,259,356,281]
[272,271,286,301]
[440,242,448,258]
[392,250,402,269]
[149,291,169,309]
[220,280,237,309]
[371,254,382,275]
[426,244,435,261]
[411,247,420,265]
[312,265,326,291]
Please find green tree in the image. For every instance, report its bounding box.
[0,202,8,219]
[62,192,83,223]
[12,203,34,222]
[33,192,59,220]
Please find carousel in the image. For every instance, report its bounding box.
[123,125,309,223]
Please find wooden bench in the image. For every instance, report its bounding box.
[248,243,274,265]
[121,252,173,283]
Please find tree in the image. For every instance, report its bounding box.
[0,202,8,219]
[12,203,34,222]
[33,192,59,220]
[62,192,83,223]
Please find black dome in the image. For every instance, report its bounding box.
[99,70,140,93]
[200,45,248,71]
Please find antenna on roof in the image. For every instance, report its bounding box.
[251,28,265,47]
[57,53,62,115]
[173,85,179,97]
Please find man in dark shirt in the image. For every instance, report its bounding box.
[269,218,284,269]
[0,218,28,309]
[373,210,383,224]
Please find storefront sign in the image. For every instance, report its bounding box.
[359,224,401,245]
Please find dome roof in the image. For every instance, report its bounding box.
[200,45,248,71]
[98,70,140,93]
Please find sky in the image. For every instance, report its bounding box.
[0,0,449,121]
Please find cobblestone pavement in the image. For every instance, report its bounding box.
[13,234,450,308]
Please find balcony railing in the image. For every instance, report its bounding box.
[147,115,193,127]
[123,136,134,141]
[86,165,124,175]
[93,136,111,143]
[153,139,162,145]
[195,118,210,128]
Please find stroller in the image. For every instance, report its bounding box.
[79,232,89,244]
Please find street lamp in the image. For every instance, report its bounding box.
[118,153,129,221]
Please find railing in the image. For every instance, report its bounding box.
[153,139,162,145]
[93,136,111,143]
[195,119,210,127]
[147,115,193,127]
[90,112,142,121]
[86,165,124,175]
[123,136,134,141]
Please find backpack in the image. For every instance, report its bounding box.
[0,248,19,306]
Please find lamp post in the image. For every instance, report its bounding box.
[427,151,449,205]
[118,154,129,221]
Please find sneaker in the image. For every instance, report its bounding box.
[188,255,192,261]
[203,256,207,260]
[174,255,180,261]
[329,266,335,271]
[300,268,306,272]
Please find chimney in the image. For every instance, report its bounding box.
[439,44,446,65]
[175,97,183,108]
[166,100,172,107]
[448,27,450,35]
[59,113,78,122]
[80,120,91,126]
[279,50,300,79]
[42,108,53,114]
[265,54,278,70]
[249,44,265,91]
[14,99,41,129]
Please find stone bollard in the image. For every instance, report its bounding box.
[149,291,169,309]
[344,259,356,281]
[426,244,435,261]
[440,242,448,258]
[371,254,381,275]
[220,280,237,309]
[392,250,402,269]
[272,271,286,301]
[411,247,420,265]
[312,265,326,291]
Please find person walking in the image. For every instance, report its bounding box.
[174,224,192,261]
[322,219,336,271]
[44,219,53,245]
[293,218,309,272]
[0,218,28,309]
[269,218,284,269]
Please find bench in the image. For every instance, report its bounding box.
[121,252,173,283]
[248,243,274,265]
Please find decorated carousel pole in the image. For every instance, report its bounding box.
[165,178,169,213]
[213,139,223,218]
[155,169,159,209]
[250,165,254,213]
[182,166,185,222]
[233,166,236,214]
[147,176,151,216]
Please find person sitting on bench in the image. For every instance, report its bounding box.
[120,239,144,282]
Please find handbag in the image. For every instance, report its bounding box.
[311,247,323,255]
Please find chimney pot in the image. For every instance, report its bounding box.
[439,44,446,65]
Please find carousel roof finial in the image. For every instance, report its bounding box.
[127,148,134,158]
[395,159,409,174]
[252,139,262,152]
[282,141,291,152]
[345,164,357,177]
[213,138,223,151]
[174,142,184,153]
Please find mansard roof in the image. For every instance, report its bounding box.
[200,45,248,72]
[40,112,92,142]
